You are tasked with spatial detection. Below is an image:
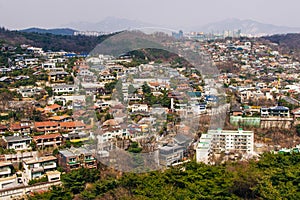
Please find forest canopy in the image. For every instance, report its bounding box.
[28,152,300,200]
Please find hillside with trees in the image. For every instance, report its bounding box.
[262,33,300,60]
[0,27,113,52]
[28,152,300,200]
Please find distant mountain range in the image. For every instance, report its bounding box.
[20,28,77,36]
[191,18,300,36]
[18,17,300,37]
[65,17,155,33]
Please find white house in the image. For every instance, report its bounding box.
[53,84,76,95]
[22,156,60,184]
[130,104,149,113]
[3,136,32,151]
[0,162,17,189]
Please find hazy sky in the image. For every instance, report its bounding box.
[1,0,300,30]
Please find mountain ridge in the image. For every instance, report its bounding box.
[191,18,300,36]
[20,28,77,36]
[64,16,157,32]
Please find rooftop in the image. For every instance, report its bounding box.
[23,155,57,165]
[4,135,32,143]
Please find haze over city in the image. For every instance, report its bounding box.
[1,0,300,30]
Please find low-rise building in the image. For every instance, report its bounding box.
[159,145,186,166]
[60,121,86,133]
[261,106,290,118]
[18,87,43,98]
[57,147,97,172]
[0,162,17,189]
[34,121,59,134]
[130,104,149,113]
[2,136,32,151]
[48,71,68,83]
[33,133,62,149]
[22,156,60,184]
[52,85,76,95]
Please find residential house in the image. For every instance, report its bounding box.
[230,106,243,116]
[159,145,186,166]
[34,121,59,134]
[22,156,60,184]
[42,62,56,70]
[52,85,76,95]
[48,71,68,83]
[60,121,86,133]
[18,87,43,98]
[0,125,8,135]
[9,119,31,135]
[0,162,17,189]
[98,119,128,142]
[62,132,90,143]
[99,71,116,82]
[2,136,32,151]
[261,106,290,118]
[130,104,149,113]
[48,115,72,122]
[292,108,300,122]
[33,133,62,149]
[81,83,105,95]
[57,147,97,172]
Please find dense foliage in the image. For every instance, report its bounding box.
[0,27,113,52]
[28,152,300,199]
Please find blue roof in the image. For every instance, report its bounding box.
[187,91,202,97]
[270,106,289,111]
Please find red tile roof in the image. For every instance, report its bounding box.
[33,133,62,140]
[35,121,59,128]
[44,104,61,111]
[10,123,21,130]
[60,121,86,128]
[0,125,7,130]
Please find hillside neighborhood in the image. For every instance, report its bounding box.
[1,32,300,198]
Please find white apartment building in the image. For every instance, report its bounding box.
[196,129,254,164]
[196,134,212,164]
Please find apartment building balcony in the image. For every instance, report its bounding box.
[43,162,57,170]
[0,167,11,176]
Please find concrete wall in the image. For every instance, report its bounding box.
[260,118,294,129]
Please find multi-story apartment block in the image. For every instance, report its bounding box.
[196,129,254,164]
[196,134,213,164]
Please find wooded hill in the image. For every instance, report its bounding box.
[262,33,300,60]
[28,152,300,200]
[0,27,112,53]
